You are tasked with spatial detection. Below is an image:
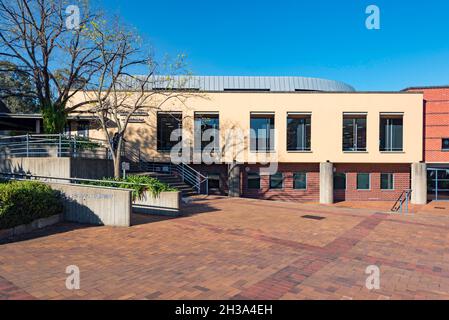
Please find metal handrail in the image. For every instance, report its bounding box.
[391,189,412,214]
[0,134,109,159]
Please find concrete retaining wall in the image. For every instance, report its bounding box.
[0,157,113,180]
[0,214,62,241]
[133,191,181,216]
[0,157,71,180]
[48,182,132,227]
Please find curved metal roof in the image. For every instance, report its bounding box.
[121,75,355,92]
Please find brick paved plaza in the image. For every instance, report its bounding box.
[1,197,449,300]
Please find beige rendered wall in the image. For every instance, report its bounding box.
[68,91,424,164]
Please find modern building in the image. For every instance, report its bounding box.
[67,76,427,205]
[405,86,449,201]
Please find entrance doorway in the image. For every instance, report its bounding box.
[427,168,449,201]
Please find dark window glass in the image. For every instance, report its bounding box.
[443,138,449,151]
[343,115,367,151]
[287,115,311,151]
[293,172,307,190]
[334,173,346,190]
[76,122,89,138]
[380,116,403,151]
[208,173,220,189]
[250,114,275,152]
[194,114,219,151]
[381,173,394,190]
[270,172,284,189]
[247,173,260,190]
[157,113,182,151]
[357,173,370,190]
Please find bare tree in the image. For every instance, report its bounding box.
[0,0,100,132]
[83,21,198,178]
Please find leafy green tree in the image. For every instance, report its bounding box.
[0,61,38,113]
[0,0,101,133]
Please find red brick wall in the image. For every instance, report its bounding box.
[192,162,411,202]
[407,88,449,163]
[241,163,320,202]
[334,163,411,201]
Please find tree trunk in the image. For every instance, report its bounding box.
[113,154,121,179]
[113,138,124,179]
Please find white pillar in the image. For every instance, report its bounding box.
[35,119,41,133]
[228,162,241,197]
[411,162,427,205]
[320,162,334,204]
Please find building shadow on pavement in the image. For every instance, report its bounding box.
[131,197,222,226]
[0,222,96,245]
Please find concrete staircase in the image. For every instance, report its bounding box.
[139,172,198,198]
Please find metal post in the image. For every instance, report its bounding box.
[26,133,29,157]
[74,135,77,158]
[58,134,62,157]
[405,191,410,215]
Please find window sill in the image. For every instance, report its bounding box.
[249,151,277,154]
[343,151,368,154]
[380,151,405,154]
[287,150,313,153]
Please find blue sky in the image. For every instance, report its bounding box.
[100,0,449,91]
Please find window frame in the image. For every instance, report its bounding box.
[380,173,395,191]
[442,138,449,152]
[334,172,347,190]
[293,172,307,190]
[157,112,183,152]
[269,172,284,190]
[342,113,367,152]
[247,172,261,190]
[356,173,371,190]
[286,113,312,152]
[250,112,275,152]
[380,114,404,152]
[194,112,220,152]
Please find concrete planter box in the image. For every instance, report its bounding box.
[0,214,62,241]
[133,191,181,216]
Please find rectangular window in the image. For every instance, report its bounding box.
[270,172,284,189]
[194,113,219,151]
[357,173,371,190]
[287,114,311,151]
[442,138,449,151]
[250,113,275,152]
[334,173,346,190]
[207,173,220,190]
[343,114,367,152]
[157,112,182,152]
[76,122,89,138]
[380,114,403,152]
[293,172,307,190]
[381,173,394,190]
[247,172,260,190]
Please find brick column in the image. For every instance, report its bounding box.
[228,162,241,197]
[320,162,334,204]
[411,162,427,205]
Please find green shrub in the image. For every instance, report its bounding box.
[81,175,177,200]
[0,181,63,229]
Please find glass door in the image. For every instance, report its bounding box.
[428,168,449,201]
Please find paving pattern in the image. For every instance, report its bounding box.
[0,197,449,300]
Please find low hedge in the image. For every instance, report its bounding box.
[0,181,63,230]
[81,175,177,200]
